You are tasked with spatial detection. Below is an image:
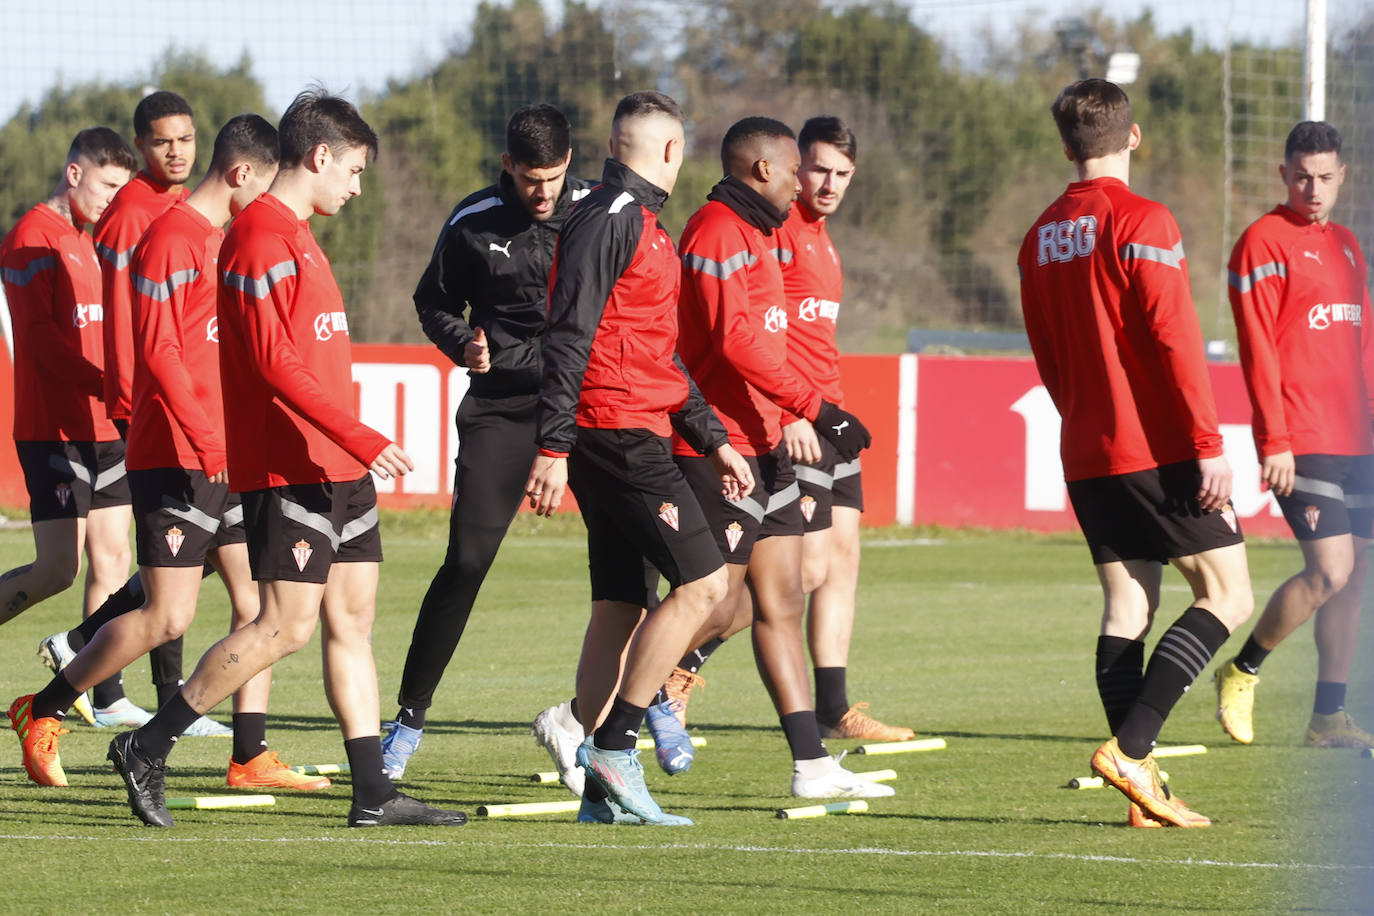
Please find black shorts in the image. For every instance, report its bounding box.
[216,494,247,547]
[1067,460,1245,564]
[567,427,722,604]
[793,437,865,533]
[1276,454,1374,541]
[130,467,232,567]
[240,475,383,584]
[677,444,803,565]
[16,439,130,522]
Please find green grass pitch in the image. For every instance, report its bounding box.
[0,510,1368,913]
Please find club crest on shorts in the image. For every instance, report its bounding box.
[53,482,70,508]
[658,502,679,531]
[1220,503,1237,533]
[800,494,816,523]
[164,525,184,557]
[1305,505,1320,532]
[724,521,743,552]
[292,538,313,572]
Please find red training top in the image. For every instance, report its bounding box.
[777,200,845,408]
[126,201,228,475]
[1228,204,1374,458]
[1017,177,1223,482]
[1,203,116,442]
[94,172,188,422]
[216,193,389,489]
[676,199,822,456]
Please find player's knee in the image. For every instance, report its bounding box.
[33,552,81,596]
[1304,563,1350,601]
[799,554,827,594]
[684,565,729,611]
[1210,587,1255,630]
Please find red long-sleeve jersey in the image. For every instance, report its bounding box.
[126,201,228,475]
[94,172,188,422]
[1017,177,1223,482]
[676,200,823,456]
[216,194,389,489]
[1,203,116,442]
[1228,205,1373,458]
[778,200,845,407]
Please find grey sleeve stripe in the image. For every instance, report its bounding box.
[133,268,200,303]
[280,497,341,551]
[770,247,794,264]
[3,256,56,287]
[48,453,92,485]
[1227,261,1287,294]
[683,250,757,280]
[338,506,379,544]
[449,195,501,226]
[161,495,221,534]
[766,481,802,515]
[1119,240,1185,270]
[93,459,126,492]
[95,242,135,270]
[793,464,835,489]
[222,260,298,299]
[1293,475,1346,502]
[833,458,862,480]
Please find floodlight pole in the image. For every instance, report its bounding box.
[1305,0,1326,121]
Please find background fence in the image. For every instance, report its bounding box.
[1,1,1371,354]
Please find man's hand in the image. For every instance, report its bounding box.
[464,327,490,374]
[708,444,755,501]
[1196,455,1233,512]
[370,443,414,480]
[207,469,228,485]
[813,400,871,461]
[781,418,822,465]
[1260,450,1296,498]
[525,454,568,516]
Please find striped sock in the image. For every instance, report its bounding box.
[1117,607,1230,759]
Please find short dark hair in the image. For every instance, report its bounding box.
[798,116,856,162]
[134,90,194,138]
[506,104,571,169]
[1285,121,1342,160]
[67,127,137,172]
[277,87,378,169]
[612,90,684,126]
[1051,79,1133,162]
[208,114,280,174]
[720,117,794,170]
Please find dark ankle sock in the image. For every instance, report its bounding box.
[344,736,398,808]
[73,574,146,648]
[396,705,426,730]
[149,638,185,697]
[156,679,183,707]
[593,695,646,751]
[569,696,580,723]
[1095,636,1145,734]
[231,713,269,765]
[679,637,723,674]
[137,691,201,760]
[90,674,126,710]
[1117,607,1230,758]
[31,671,81,722]
[1314,682,1347,716]
[1234,636,1270,675]
[779,710,828,760]
[813,667,849,728]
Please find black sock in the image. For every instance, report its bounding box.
[136,691,202,761]
[1095,636,1145,734]
[780,710,828,760]
[396,705,426,730]
[1314,682,1347,716]
[593,695,646,751]
[72,574,146,649]
[91,673,126,709]
[569,696,580,723]
[232,713,269,765]
[149,638,185,698]
[344,737,398,808]
[1117,607,1230,758]
[814,667,850,728]
[31,671,81,722]
[156,679,184,708]
[1234,636,1270,675]
[679,637,723,674]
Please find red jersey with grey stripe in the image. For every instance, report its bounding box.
[126,201,228,475]
[1228,205,1373,458]
[93,172,188,422]
[0,203,116,442]
[777,200,845,407]
[1017,177,1223,482]
[216,193,388,489]
[675,198,823,457]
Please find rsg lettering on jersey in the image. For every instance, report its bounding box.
[1035,216,1097,266]
[314,311,350,341]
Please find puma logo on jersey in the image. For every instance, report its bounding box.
[1302,249,1322,265]
[1308,303,1362,331]
[1344,246,1356,267]
[314,311,349,341]
[489,240,512,258]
